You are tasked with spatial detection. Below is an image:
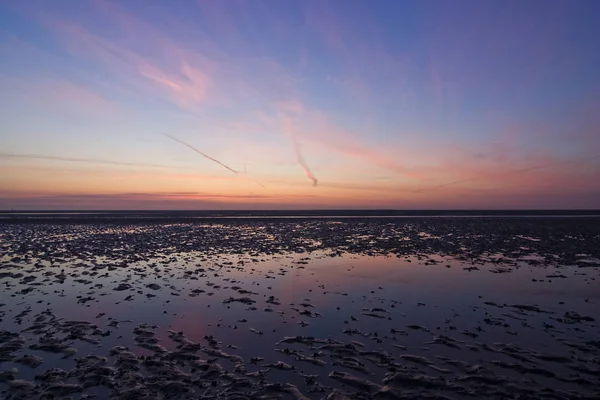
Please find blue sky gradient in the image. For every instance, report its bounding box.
[1,0,599,209]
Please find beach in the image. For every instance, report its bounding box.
[1,214,599,399]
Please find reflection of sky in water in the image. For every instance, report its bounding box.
[2,246,599,392]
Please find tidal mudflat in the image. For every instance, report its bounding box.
[1,216,599,399]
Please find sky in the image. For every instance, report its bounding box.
[0,0,599,210]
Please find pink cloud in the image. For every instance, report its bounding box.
[138,61,211,108]
[409,146,600,196]
[271,113,599,201]
[274,102,426,180]
[29,0,304,114]
[12,0,596,210]
[25,5,213,112]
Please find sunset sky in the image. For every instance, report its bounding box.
[1,0,599,210]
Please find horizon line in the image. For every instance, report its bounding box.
[1,209,599,213]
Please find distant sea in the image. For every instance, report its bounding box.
[1,209,599,223]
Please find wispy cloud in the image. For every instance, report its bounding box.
[25,8,211,113]
[274,101,423,180]
[410,149,600,194]
[0,152,199,171]
[0,190,320,211]
[24,0,409,185]
[3,1,597,209]
[22,191,270,201]
[139,62,211,108]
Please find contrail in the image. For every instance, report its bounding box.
[280,115,318,186]
[292,136,318,186]
[412,153,600,193]
[253,179,266,189]
[2,150,266,188]
[162,133,266,188]
[0,152,194,170]
[241,163,266,188]
[284,121,317,186]
[162,133,238,174]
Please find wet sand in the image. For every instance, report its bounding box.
[1,216,599,399]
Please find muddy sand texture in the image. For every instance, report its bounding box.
[1,217,600,399]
